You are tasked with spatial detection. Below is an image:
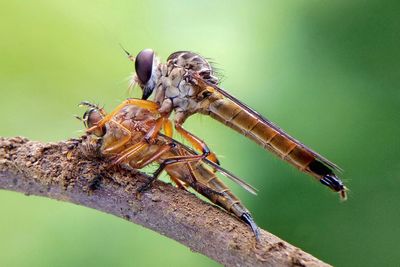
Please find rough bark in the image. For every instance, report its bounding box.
[0,136,330,267]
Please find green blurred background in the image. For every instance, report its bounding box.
[1,1,399,266]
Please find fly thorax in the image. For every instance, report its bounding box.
[166,51,219,85]
[168,67,186,88]
[157,67,196,111]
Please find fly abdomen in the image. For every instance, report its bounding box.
[284,146,315,169]
[208,98,307,161]
[206,94,347,199]
[308,160,347,199]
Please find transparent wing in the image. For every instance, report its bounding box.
[159,133,258,195]
[193,75,343,172]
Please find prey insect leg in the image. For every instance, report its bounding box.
[144,117,165,142]
[136,143,177,193]
[101,120,132,154]
[130,144,172,169]
[112,141,176,193]
[174,146,223,196]
[137,139,220,193]
[87,98,160,133]
[169,176,188,190]
[112,141,148,165]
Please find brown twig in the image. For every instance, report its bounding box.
[0,136,330,267]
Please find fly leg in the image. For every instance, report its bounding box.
[135,143,178,193]
[170,147,223,197]
[172,146,222,197]
[163,118,173,138]
[143,117,173,142]
[111,141,175,193]
[137,140,219,193]
[87,98,160,133]
[174,123,220,165]
[173,111,220,165]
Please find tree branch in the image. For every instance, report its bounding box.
[0,137,330,267]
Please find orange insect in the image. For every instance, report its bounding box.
[80,101,260,239]
[90,49,347,200]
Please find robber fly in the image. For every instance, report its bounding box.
[89,49,347,199]
[80,101,260,239]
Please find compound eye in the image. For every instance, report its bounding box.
[83,108,105,136]
[135,49,154,85]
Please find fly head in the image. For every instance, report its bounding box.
[134,49,159,100]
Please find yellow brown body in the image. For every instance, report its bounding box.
[83,104,259,238]
[132,50,347,199]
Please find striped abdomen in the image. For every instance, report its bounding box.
[161,137,259,237]
[166,158,259,238]
[205,93,346,199]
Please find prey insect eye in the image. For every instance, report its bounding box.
[135,49,154,85]
[83,108,105,136]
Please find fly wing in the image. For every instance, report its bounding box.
[158,133,258,195]
[193,75,343,172]
[203,158,258,195]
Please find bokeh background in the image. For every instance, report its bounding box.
[1,1,399,266]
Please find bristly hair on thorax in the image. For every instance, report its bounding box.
[206,57,225,84]
[167,51,222,85]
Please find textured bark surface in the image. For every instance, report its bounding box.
[0,136,330,267]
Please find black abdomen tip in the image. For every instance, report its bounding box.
[320,174,344,192]
[321,174,347,200]
[309,160,347,200]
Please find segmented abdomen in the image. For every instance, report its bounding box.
[207,97,332,179]
[192,161,249,218]
[164,149,249,218]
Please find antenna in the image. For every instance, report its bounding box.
[119,43,135,62]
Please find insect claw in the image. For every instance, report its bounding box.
[241,213,260,241]
[88,174,103,191]
[135,191,144,200]
[137,174,159,193]
[137,182,151,193]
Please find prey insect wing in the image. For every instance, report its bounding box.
[159,133,258,195]
[80,102,260,239]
